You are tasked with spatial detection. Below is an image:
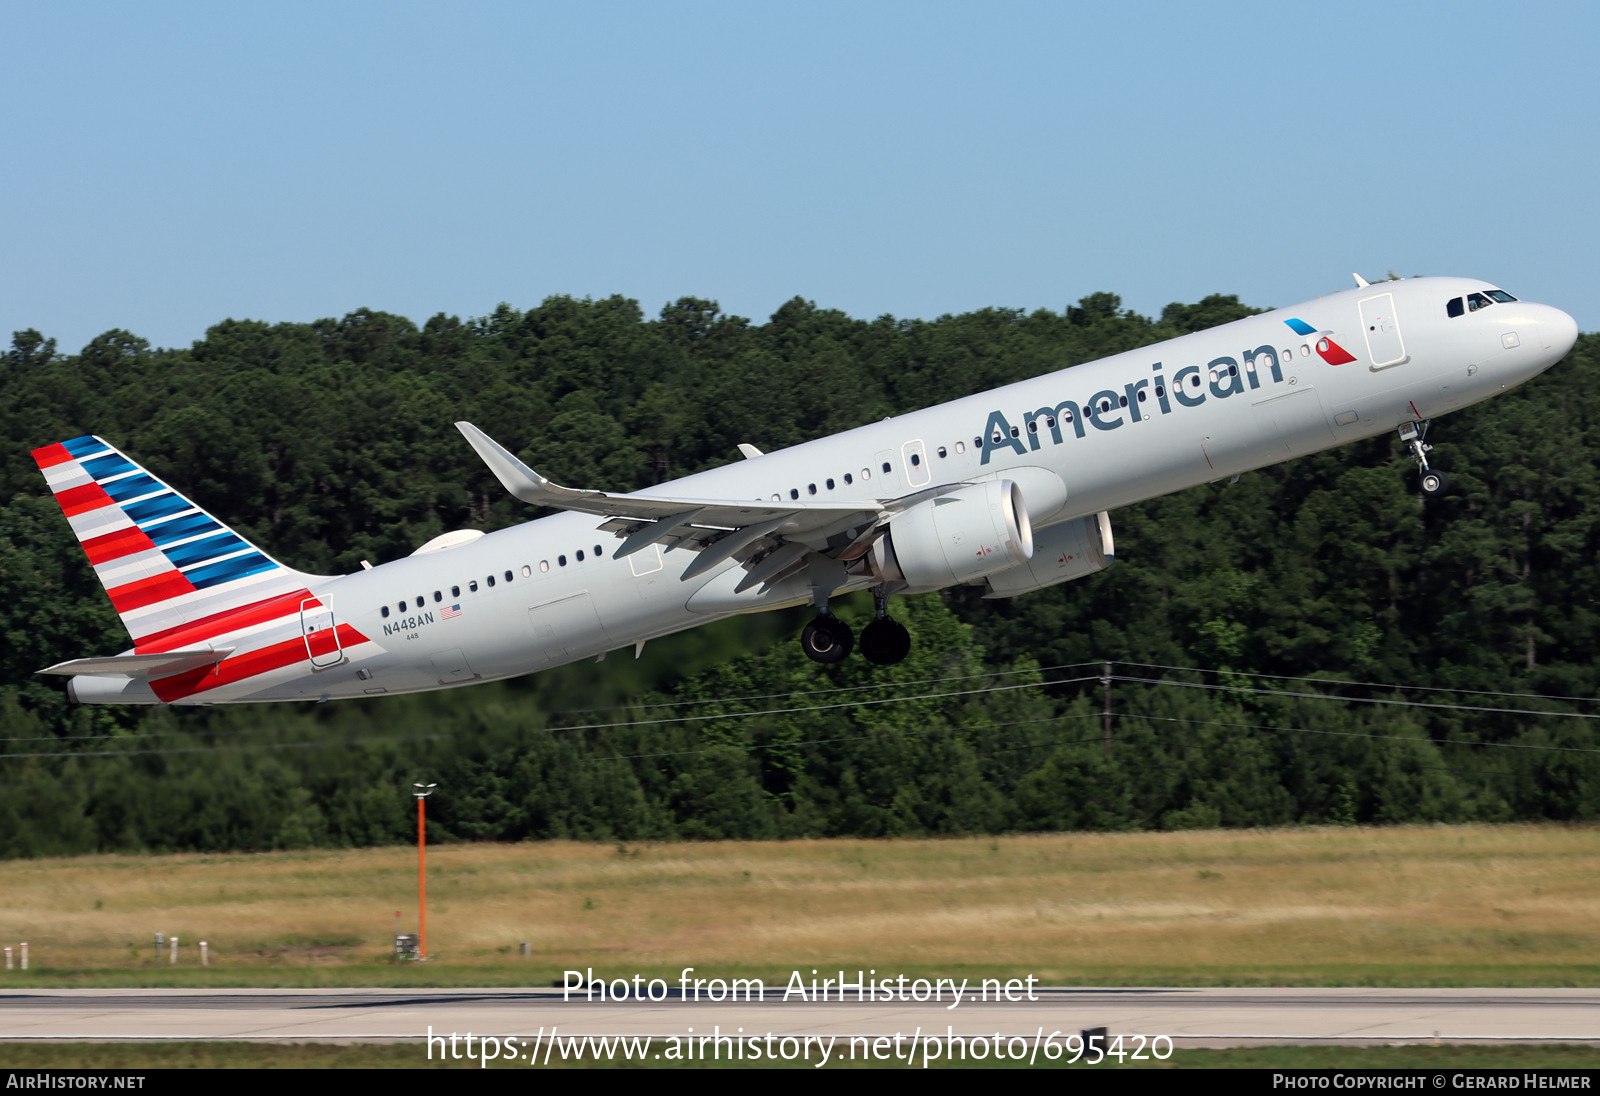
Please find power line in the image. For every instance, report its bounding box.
[1110,711,1597,759]
[584,713,1104,763]
[550,659,1101,718]
[543,674,1101,735]
[1115,660,1600,706]
[1112,672,1600,721]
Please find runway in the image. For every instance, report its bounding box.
[2,987,1597,1048]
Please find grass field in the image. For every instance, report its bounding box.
[0,824,1596,987]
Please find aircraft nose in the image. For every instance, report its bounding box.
[1541,305,1579,360]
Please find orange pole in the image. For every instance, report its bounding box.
[417,796,427,959]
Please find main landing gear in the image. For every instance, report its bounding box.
[1400,420,1450,498]
[800,614,853,664]
[799,584,911,666]
[860,583,911,666]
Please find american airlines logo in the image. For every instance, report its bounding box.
[978,325,1358,465]
[1286,317,1356,365]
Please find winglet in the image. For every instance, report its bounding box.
[1353,273,1370,288]
[454,422,605,509]
[736,443,764,460]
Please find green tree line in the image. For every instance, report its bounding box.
[0,290,1594,855]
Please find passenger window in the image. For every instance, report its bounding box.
[826,478,835,489]
[415,596,424,608]
[1301,344,1311,356]
[807,483,816,495]
[1447,297,1465,318]
[593,545,603,556]
[1282,347,1292,359]
[881,461,891,473]
[486,575,495,587]
[911,452,922,465]
[1468,292,1492,311]
[468,581,478,593]
[862,468,871,480]
[843,473,853,484]
[451,585,460,597]
[1136,389,1147,402]
[1118,396,1128,407]
[955,441,965,454]
[937,446,947,458]
[396,602,405,614]
[576,550,584,562]
[539,561,549,573]
[1155,386,1164,398]
[521,565,531,577]
[381,605,390,618]
[789,488,799,500]
[433,591,442,602]
[558,555,567,567]
[1027,421,1038,433]
[771,493,780,501]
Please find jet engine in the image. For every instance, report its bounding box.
[867,479,1033,591]
[980,511,1114,598]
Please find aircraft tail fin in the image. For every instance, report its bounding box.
[31,435,324,649]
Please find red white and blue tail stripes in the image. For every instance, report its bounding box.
[32,435,373,702]
[31,434,314,644]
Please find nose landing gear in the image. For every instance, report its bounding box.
[1400,420,1449,497]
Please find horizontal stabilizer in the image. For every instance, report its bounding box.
[40,647,235,679]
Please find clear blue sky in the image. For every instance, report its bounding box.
[4,0,1596,354]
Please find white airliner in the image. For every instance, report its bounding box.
[33,276,1577,704]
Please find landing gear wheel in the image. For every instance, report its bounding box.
[800,615,854,664]
[1419,469,1450,497]
[860,618,912,665]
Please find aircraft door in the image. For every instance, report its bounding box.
[299,598,345,668]
[1359,292,1408,368]
[1253,388,1336,459]
[901,439,931,488]
[527,592,606,664]
[430,647,479,686]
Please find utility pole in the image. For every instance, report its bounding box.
[413,783,437,960]
[1102,661,1112,759]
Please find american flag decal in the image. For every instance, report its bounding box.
[441,604,463,620]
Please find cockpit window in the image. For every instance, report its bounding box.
[1486,289,1518,303]
[1467,292,1492,312]
[1447,297,1464,318]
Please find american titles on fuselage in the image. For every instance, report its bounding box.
[979,319,1356,466]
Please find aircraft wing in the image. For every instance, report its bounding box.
[456,422,888,585]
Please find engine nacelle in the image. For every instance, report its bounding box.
[869,480,1033,591]
[981,511,1114,598]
